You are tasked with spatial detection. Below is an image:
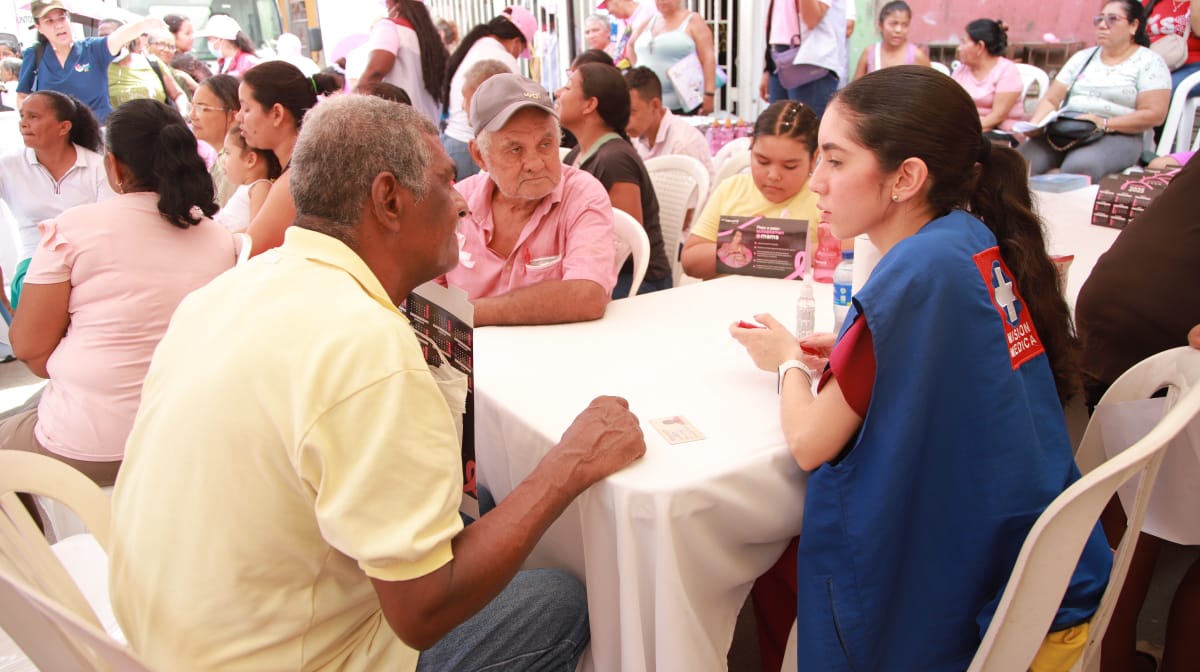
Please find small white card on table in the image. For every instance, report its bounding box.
[649,416,706,444]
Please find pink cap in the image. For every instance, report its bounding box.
[502,6,537,58]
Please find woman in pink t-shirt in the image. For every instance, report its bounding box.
[1,99,235,498]
[952,19,1026,132]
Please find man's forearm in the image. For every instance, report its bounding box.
[375,456,584,650]
[472,279,609,326]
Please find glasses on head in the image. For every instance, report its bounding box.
[1092,14,1127,27]
[150,41,176,50]
[193,103,229,114]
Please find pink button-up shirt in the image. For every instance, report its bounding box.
[446,166,617,299]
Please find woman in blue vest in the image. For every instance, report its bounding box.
[732,65,1112,671]
[16,0,166,124]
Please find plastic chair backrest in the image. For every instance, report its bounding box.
[969,346,1200,672]
[644,155,711,286]
[611,207,650,298]
[1015,63,1050,113]
[1156,69,1200,156]
[233,232,252,266]
[712,136,751,177]
[930,61,951,76]
[714,149,751,188]
[0,564,150,671]
[0,452,111,628]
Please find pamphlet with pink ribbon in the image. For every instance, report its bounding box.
[715,215,809,279]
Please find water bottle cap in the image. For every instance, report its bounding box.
[797,282,814,298]
[842,250,854,259]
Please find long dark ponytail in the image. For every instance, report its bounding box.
[443,14,524,108]
[578,63,632,143]
[391,0,448,103]
[106,99,218,228]
[835,66,1080,401]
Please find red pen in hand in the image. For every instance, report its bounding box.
[736,320,762,329]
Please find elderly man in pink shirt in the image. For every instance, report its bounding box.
[446,74,616,326]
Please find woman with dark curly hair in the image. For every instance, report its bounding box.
[1,99,234,503]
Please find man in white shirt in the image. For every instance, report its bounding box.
[625,66,714,185]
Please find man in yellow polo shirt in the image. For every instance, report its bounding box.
[108,95,646,671]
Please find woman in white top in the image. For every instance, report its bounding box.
[440,6,535,180]
[0,91,114,310]
[1018,0,1170,181]
[355,0,447,123]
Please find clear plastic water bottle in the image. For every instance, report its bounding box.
[795,281,815,339]
[832,250,854,330]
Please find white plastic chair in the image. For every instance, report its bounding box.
[711,135,751,178]
[644,155,711,286]
[971,346,1200,672]
[781,347,1200,672]
[0,452,133,671]
[611,207,650,298]
[930,61,951,76]
[714,148,752,188]
[1015,63,1050,113]
[1155,69,1200,156]
[233,232,252,265]
[0,563,149,672]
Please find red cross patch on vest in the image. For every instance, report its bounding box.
[973,247,1045,370]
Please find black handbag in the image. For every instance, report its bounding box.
[1046,113,1104,151]
[1045,48,1104,152]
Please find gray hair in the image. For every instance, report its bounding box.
[291,96,437,236]
[585,14,612,31]
[463,59,512,93]
[0,58,20,78]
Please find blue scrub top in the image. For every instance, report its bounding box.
[17,37,116,123]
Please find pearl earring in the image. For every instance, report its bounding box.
[891,193,899,202]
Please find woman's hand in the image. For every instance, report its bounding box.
[1076,112,1107,131]
[730,313,803,372]
[797,332,835,371]
[759,72,770,102]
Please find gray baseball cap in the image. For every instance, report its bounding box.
[469,73,557,136]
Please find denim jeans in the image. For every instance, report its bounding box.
[416,568,590,671]
[611,269,673,299]
[766,63,839,119]
[442,133,482,181]
[1171,60,1200,98]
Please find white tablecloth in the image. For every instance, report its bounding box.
[1032,185,1120,309]
[474,276,826,672]
[473,193,1116,672]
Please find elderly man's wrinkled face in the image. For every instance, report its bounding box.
[478,107,562,202]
